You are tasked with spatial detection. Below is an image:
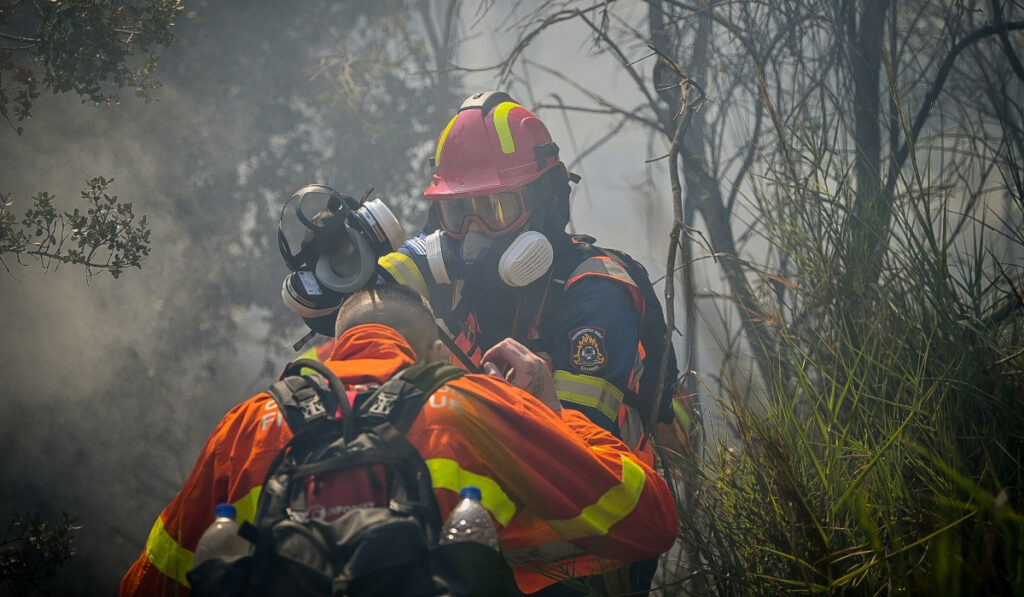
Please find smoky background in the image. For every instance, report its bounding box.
[0,2,680,593]
[3,0,1021,594]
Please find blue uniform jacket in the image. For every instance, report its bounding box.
[378,233,648,442]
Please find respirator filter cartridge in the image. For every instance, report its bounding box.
[498,230,553,287]
[281,271,344,319]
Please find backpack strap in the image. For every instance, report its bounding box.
[356,360,466,433]
[353,360,466,543]
[269,358,353,441]
[531,236,597,353]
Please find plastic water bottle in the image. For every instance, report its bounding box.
[193,503,251,566]
[440,486,500,551]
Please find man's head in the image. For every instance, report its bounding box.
[334,285,441,360]
[425,91,571,243]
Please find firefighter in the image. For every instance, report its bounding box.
[379,91,668,450]
[121,285,678,596]
[281,90,681,593]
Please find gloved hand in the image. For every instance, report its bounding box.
[481,338,560,412]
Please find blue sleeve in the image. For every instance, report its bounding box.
[549,277,640,435]
[376,233,452,315]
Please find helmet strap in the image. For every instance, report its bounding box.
[534,142,559,171]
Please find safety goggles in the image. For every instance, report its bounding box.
[434,191,530,239]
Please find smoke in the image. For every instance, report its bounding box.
[0,2,702,593]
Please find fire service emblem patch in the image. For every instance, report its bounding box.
[570,326,607,373]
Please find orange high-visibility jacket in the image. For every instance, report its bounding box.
[120,324,678,595]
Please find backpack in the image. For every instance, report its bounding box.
[187,357,523,597]
[543,236,680,432]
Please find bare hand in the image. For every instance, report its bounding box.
[481,338,560,412]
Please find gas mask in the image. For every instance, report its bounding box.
[424,226,553,288]
[279,184,404,339]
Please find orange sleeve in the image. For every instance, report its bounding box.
[421,374,678,561]
[120,394,291,596]
[554,407,677,557]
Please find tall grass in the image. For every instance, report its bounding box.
[665,140,1024,594]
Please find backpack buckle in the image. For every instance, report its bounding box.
[366,387,399,417]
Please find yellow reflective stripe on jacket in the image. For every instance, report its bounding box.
[546,454,646,540]
[297,345,319,361]
[297,344,321,376]
[492,101,520,154]
[425,457,516,526]
[434,114,459,166]
[234,485,262,525]
[553,370,624,423]
[144,515,194,587]
[378,252,429,297]
[144,487,262,587]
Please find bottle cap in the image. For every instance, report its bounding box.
[459,486,482,501]
[214,503,237,520]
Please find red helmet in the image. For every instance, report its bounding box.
[425,91,567,201]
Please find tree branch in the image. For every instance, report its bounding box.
[885,19,1024,197]
[0,32,38,43]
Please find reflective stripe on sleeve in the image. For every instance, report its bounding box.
[297,345,322,376]
[234,485,262,525]
[566,256,636,289]
[492,102,521,154]
[143,486,263,587]
[425,458,516,526]
[378,253,429,297]
[545,454,646,540]
[144,516,194,588]
[553,370,624,423]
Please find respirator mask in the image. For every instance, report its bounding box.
[279,184,405,341]
[424,227,553,288]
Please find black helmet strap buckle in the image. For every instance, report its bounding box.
[459,90,515,115]
[534,142,559,171]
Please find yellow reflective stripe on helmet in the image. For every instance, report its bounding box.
[553,370,623,423]
[425,457,516,526]
[546,454,646,540]
[378,252,429,297]
[435,114,459,166]
[492,102,521,154]
[144,516,194,588]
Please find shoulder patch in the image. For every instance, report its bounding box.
[569,326,608,373]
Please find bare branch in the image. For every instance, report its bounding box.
[885,19,1024,197]
[0,32,38,43]
[495,5,609,84]
[574,9,663,122]
[992,0,1024,84]
[533,100,662,131]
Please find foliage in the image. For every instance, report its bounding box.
[0,177,151,278]
[0,0,181,134]
[480,0,1023,593]
[0,510,79,593]
[672,161,1024,593]
[146,0,463,372]
[0,5,463,590]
